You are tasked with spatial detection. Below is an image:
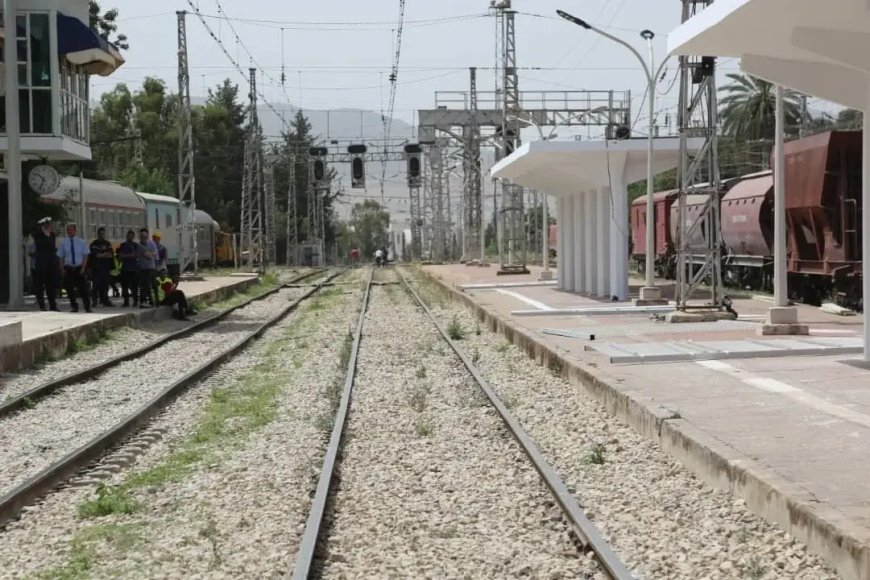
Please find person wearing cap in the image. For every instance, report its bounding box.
[89,227,115,307]
[152,231,168,271]
[31,217,60,311]
[57,224,92,313]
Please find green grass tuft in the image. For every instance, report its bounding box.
[78,484,139,519]
[447,316,466,341]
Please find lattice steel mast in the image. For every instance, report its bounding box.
[493,0,528,274]
[675,0,723,309]
[241,67,264,271]
[463,66,483,263]
[285,155,297,266]
[177,11,197,274]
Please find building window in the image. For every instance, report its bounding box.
[60,59,89,143]
[0,13,53,134]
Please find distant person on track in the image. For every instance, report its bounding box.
[118,230,140,307]
[31,217,60,312]
[152,231,168,271]
[57,224,92,313]
[375,248,384,268]
[137,228,158,308]
[156,270,195,320]
[89,227,115,308]
[350,247,360,267]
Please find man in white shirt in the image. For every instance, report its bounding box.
[57,224,92,313]
[375,248,384,267]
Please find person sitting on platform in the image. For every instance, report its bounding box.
[156,270,197,320]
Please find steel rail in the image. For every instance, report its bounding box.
[0,269,345,528]
[398,270,635,580]
[291,267,374,580]
[0,269,324,419]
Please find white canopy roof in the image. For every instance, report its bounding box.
[490,138,691,196]
[668,0,870,110]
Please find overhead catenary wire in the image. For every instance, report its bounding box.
[381,0,407,202]
[183,1,290,133]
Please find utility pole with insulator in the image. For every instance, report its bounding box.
[177,10,198,275]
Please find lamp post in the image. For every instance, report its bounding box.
[557,9,669,301]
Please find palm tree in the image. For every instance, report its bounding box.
[719,74,801,141]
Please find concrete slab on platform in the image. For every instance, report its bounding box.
[586,336,864,364]
[0,319,23,349]
[423,264,869,580]
[0,275,261,373]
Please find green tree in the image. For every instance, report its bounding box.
[89,1,129,50]
[193,79,247,231]
[835,108,863,130]
[719,73,801,142]
[118,165,173,195]
[274,111,340,250]
[348,200,390,258]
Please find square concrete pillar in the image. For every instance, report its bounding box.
[555,198,565,289]
[609,182,630,301]
[573,192,585,293]
[584,192,598,295]
[597,188,611,299]
[562,197,575,292]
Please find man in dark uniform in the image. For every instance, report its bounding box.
[31,217,60,311]
[89,227,115,307]
[118,229,140,307]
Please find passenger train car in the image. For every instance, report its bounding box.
[40,177,225,268]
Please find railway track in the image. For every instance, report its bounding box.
[0,269,323,418]
[0,268,343,528]
[291,267,634,579]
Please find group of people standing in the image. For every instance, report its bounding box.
[30,218,194,320]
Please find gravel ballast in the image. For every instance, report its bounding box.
[320,277,595,578]
[410,271,839,580]
[0,271,363,578]
[0,285,309,498]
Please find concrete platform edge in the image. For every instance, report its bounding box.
[424,270,870,580]
[0,277,259,374]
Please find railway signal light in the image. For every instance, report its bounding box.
[404,143,422,188]
[348,144,367,189]
[309,147,329,188]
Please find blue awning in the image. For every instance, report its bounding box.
[57,12,113,55]
[56,12,124,76]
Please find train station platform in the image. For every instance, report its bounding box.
[0,274,260,373]
[423,264,870,580]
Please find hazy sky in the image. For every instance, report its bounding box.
[98,0,745,133]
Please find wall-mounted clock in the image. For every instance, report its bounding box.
[27,164,61,195]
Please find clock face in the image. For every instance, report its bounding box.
[28,165,61,195]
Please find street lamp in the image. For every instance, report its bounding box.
[557,9,669,301]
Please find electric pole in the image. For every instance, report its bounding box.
[493,0,528,274]
[177,11,198,274]
[675,0,723,309]
[241,67,264,272]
